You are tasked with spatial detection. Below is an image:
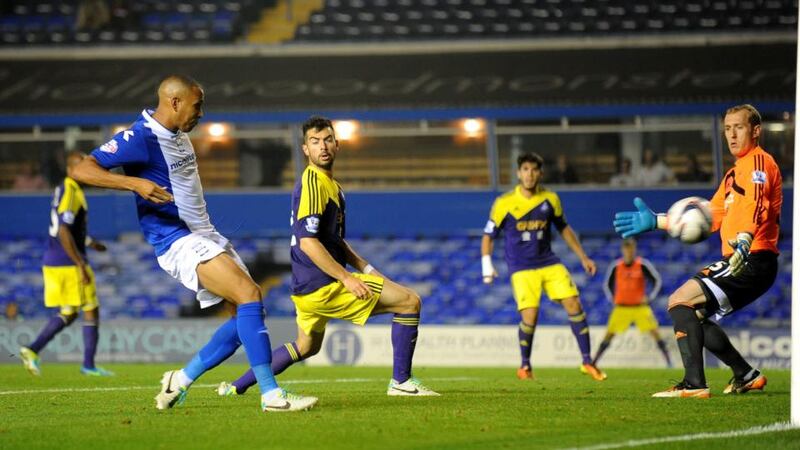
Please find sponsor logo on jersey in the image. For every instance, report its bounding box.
[100,139,118,154]
[516,219,548,231]
[169,153,196,171]
[751,170,767,184]
[305,217,320,234]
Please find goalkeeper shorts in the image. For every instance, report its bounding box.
[692,251,777,317]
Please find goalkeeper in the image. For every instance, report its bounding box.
[613,104,782,398]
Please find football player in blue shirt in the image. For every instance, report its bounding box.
[19,151,112,377]
[72,75,316,412]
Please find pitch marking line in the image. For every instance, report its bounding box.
[566,422,799,450]
[0,376,477,396]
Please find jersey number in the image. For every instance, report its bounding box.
[48,209,59,238]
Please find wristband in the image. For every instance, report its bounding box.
[363,264,375,274]
[481,255,495,278]
[656,214,668,231]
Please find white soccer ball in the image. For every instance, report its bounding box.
[666,196,712,244]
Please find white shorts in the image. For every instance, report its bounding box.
[157,232,251,309]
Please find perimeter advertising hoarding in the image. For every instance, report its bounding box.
[0,320,788,369]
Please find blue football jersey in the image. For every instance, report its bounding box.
[90,109,216,256]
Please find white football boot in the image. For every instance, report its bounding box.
[19,346,41,376]
[261,389,318,412]
[217,381,238,396]
[387,377,440,396]
[154,370,188,410]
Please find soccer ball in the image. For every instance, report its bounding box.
[666,196,712,244]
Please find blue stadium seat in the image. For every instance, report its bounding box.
[2,232,791,327]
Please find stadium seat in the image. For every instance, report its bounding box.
[0,0,256,46]
[290,0,798,41]
[2,232,791,328]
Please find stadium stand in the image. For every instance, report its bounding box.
[0,0,272,45]
[0,2,792,334]
[2,0,795,45]
[1,233,791,328]
[294,0,798,42]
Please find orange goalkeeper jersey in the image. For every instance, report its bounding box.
[708,146,782,257]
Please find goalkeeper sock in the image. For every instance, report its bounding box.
[518,321,535,368]
[669,305,706,388]
[568,311,592,365]
[702,320,752,379]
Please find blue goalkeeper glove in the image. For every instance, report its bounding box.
[613,197,660,238]
[727,232,753,277]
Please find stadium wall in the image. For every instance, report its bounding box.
[1,188,794,238]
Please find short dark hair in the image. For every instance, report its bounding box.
[621,237,637,248]
[161,74,201,90]
[302,116,334,140]
[725,104,762,128]
[517,152,544,169]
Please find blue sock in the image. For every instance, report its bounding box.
[236,302,278,394]
[183,317,241,381]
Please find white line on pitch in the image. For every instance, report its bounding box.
[0,376,477,396]
[564,422,799,450]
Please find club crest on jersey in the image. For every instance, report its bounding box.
[99,139,118,154]
[305,217,320,234]
[751,170,767,185]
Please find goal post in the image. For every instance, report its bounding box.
[791,20,800,426]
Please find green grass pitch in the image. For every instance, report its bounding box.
[0,364,797,449]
